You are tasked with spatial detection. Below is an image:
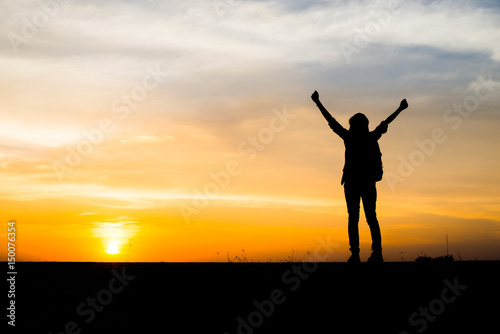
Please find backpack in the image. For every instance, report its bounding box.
[371,141,383,182]
[341,137,383,184]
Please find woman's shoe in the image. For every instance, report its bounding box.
[348,252,361,263]
[367,251,384,263]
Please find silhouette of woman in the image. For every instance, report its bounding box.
[311,90,408,263]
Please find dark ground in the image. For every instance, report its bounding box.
[5,261,500,333]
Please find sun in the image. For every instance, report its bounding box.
[105,242,120,255]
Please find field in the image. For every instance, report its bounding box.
[9,261,500,333]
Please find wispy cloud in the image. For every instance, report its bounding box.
[91,216,140,252]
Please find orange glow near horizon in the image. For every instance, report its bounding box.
[2,100,500,262]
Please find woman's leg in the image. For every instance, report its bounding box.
[361,183,382,252]
[344,183,361,253]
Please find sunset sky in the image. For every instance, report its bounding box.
[1,0,499,262]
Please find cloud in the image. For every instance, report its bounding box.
[91,216,140,250]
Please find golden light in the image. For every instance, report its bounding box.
[105,241,120,255]
[91,218,139,259]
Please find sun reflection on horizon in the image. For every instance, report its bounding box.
[91,217,139,257]
[105,240,121,255]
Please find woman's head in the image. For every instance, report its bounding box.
[349,113,369,133]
